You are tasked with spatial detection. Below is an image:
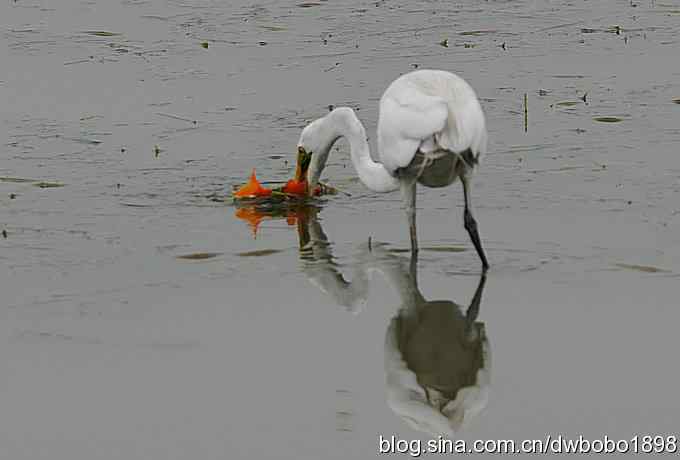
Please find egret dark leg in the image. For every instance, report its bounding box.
[400,180,418,255]
[462,176,489,271]
[465,273,487,329]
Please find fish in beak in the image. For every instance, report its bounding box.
[280,147,314,196]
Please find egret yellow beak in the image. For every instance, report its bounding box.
[295,146,312,182]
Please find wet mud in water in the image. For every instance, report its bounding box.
[2,0,680,458]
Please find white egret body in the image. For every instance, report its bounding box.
[298,69,489,270]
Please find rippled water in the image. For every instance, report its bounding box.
[2,0,680,458]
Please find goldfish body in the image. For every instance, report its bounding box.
[233,169,272,198]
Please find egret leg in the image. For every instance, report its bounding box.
[400,180,418,255]
[462,176,489,271]
[465,273,487,328]
[408,248,418,283]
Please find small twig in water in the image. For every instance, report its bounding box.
[64,59,91,66]
[523,93,528,132]
[155,112,198,124]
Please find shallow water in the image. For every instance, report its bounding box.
[2,0,680,458]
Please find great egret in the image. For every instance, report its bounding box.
[297,69,489,270]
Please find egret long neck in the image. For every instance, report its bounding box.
[331,108,400,193]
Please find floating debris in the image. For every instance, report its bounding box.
[176,252,223,260]
[156,112,197,124]
[389,246,466,254]
[591,160,606,169]
[82,30,121,37]
[120,202,154,207]
[439,38,449,48]
[62,136,102,145]
[459,30,496,36]
[260,25,288,31]
[0,177,65,188]
[615,263,670,273]
[324,62,340,72]
[154,145,161,157]
[672,97,680,104]
[593,116,624,123]
[79,114,102,121]
[201,41,209,49]
[236,249,283,257]
[34,181,65,188]
[297,2,322,7]
[552,75,585,79]
[64,59,92,66]
[555,100,581,107]
[2,230,7,238]
[423,246,467,253]
[580,26,622,34]
[529,165,585,174]
[0,177,35,183]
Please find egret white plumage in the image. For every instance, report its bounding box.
[297,69,490,270]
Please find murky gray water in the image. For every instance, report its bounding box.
[2,0,680,458]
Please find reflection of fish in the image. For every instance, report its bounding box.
[234,203,316,238]
[234,206,273,237]
[296,212,491,437]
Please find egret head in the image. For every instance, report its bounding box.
[297,114,340,194]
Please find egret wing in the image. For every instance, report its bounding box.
[378,89,448,174]
[379,70,488,174]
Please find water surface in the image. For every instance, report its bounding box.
[2,0,680,458]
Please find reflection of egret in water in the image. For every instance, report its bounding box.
[296,210,375,314]
[386,266,489,437]
[235,202,371,311]
[295,211,490,438]
[234,205,490,436]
